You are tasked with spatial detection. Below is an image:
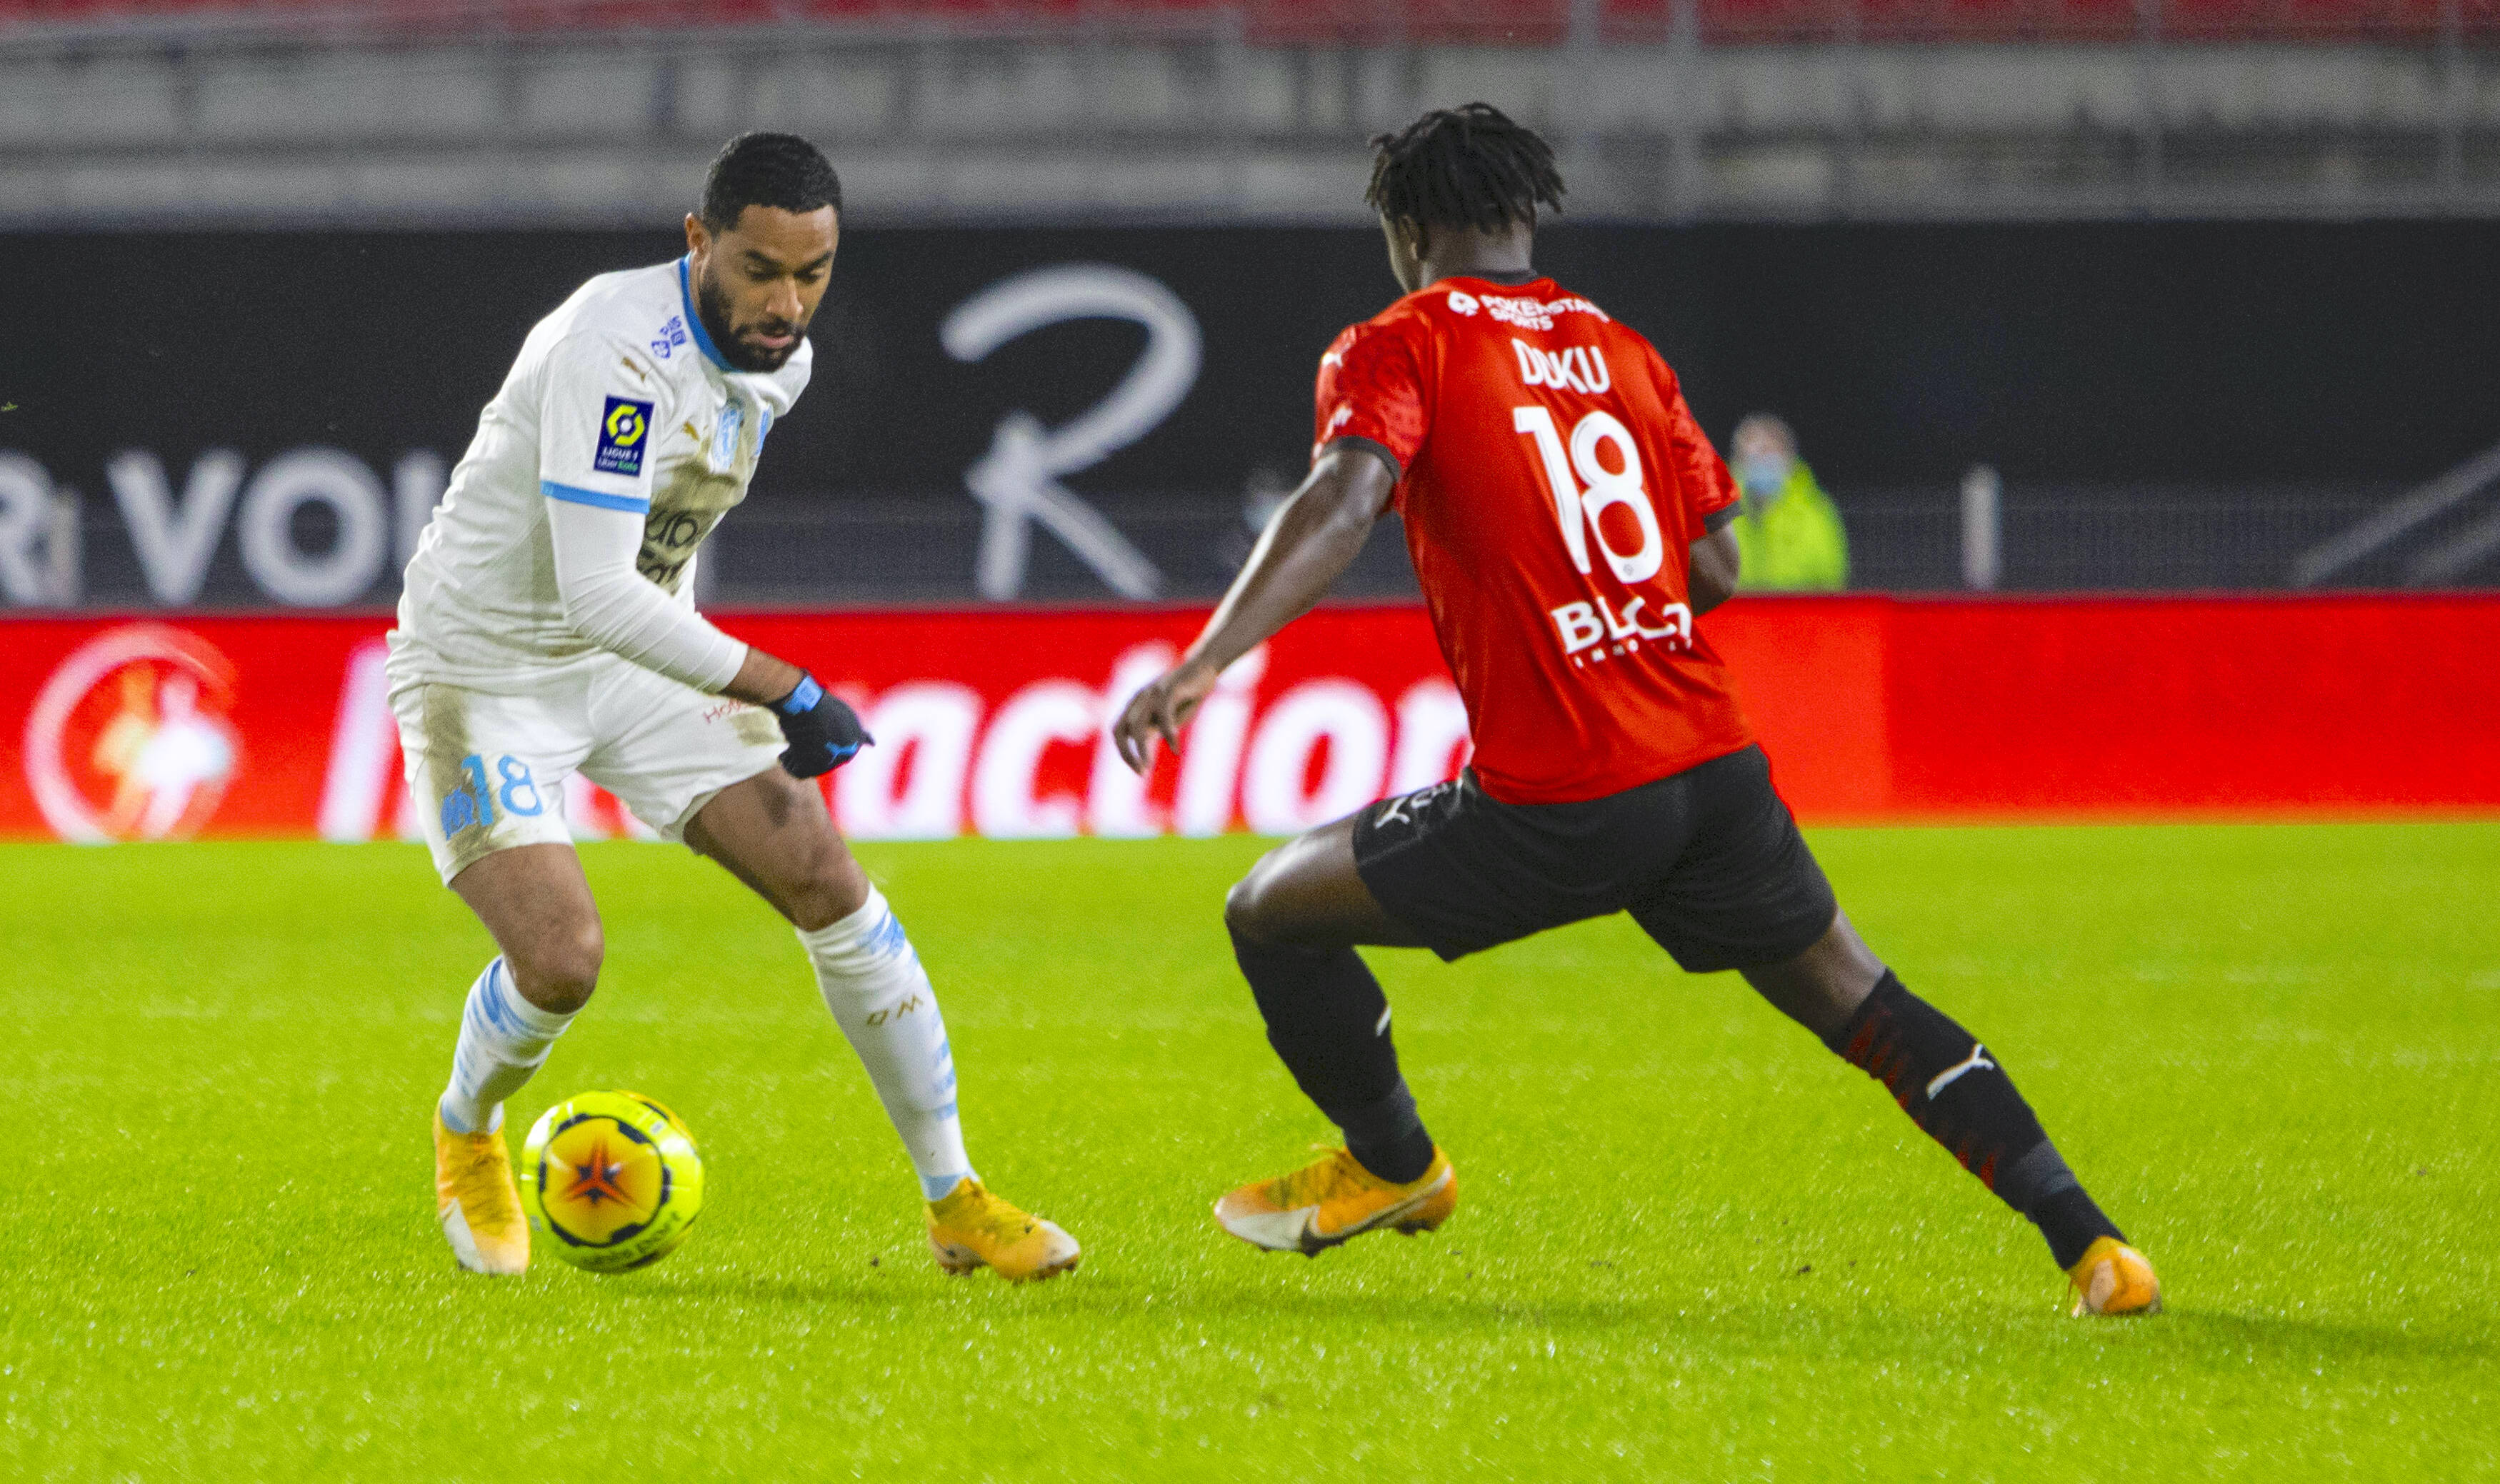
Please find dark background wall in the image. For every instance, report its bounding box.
[2,221,2491,604]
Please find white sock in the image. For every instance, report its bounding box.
[438,957,576,1135]
[798,888,973,1200]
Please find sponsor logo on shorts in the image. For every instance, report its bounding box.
[595,397,654,476]
[1372,778,1459,831]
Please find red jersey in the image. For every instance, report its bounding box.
[1314,275,1754,805]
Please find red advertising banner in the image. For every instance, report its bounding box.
[4,595,2497,843]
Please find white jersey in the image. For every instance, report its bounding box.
[391,257,810,688]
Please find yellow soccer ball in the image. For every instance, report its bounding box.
[518,1091,704,1273]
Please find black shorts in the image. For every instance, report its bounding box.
[1350,744,1838,973]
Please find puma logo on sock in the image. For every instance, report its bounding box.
[1926,1044,1996,1101]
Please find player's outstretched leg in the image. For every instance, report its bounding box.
[1745,916,2159,1315]
[1824,972,2160,1315]
[432,843,602,1275]
[1214,818,1458,1255]
[800,886,1077,1282]
[688,769,1078,1282]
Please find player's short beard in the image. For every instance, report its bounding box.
[693,264,806,373]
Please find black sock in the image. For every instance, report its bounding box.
[1824,972,2124,1269]
[1230,928,1436,1184]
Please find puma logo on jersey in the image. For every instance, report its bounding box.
[1926,1045,1996,1100]
[1514,339,1612,395]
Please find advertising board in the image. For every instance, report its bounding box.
[6,594,2495,844]
[4,224,2494,608]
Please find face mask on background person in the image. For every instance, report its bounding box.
[1741,453,1790,498]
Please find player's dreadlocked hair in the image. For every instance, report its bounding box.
[1365,103,1564,233]
[700,131,843,232]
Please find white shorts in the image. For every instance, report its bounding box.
[388,650,787,884]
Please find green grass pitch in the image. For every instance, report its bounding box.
[3,823,2494,1480]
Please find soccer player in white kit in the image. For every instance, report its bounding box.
[395,133,1079,1282]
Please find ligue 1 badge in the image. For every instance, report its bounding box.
[595,396,654,477]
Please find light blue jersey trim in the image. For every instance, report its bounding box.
[541,480,649,514]
[678,256,734,371]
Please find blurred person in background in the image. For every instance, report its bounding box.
[1729,413,1848,592]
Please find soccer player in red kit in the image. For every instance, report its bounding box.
[1113,104,2160,1315]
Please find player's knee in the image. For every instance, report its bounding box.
[1222,872,1268,944]
[509,919,604,1013]
[789,873,867,933]
[784,841,869,933]
[1225,858,1299,947]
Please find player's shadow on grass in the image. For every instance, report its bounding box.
[2161,1308,2495,1365]
[601,1271,938,1309]
[591,1268,1838,1342]
[590,1272,2496,1368]
[1163,1293,2498,1370]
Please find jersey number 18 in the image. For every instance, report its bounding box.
[1511,406,1665,584]
[1514,406,1692,660]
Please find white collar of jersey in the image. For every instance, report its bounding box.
[676,256,736,373]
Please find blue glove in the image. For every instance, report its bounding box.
[769,673,872,779]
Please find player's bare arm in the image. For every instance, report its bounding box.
[1689,523,1741,615]
[721,646,806,705]
[1114,446,1397,773]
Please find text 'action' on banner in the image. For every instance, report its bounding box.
[4,595,2499,843]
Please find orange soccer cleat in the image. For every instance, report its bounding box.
[925,1178,1081,1283]
[1214,1145,1457,1256]
[434,1111,530,1275]
[2067,1235,2162,1316]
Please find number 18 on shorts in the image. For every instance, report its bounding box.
[386,656,790,884]
[438,753,546,837]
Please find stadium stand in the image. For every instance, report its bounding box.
[2,0,2493,598]
[1,0,2491,41]
[6,0,2494,229]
